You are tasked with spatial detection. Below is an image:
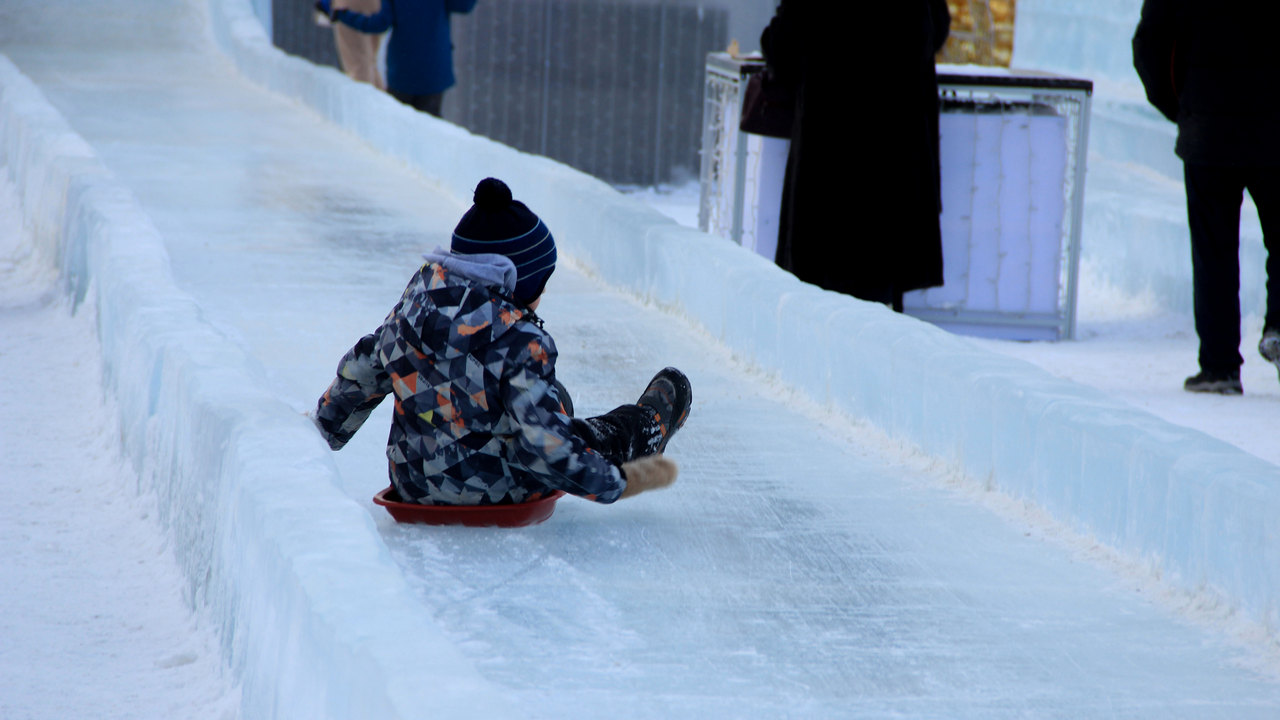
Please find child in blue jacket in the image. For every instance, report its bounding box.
[314,178,691,505]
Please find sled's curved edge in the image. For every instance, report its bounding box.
[372,486,565,527]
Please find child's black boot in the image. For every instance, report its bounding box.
[637,367,692,454]
[1260,328,1280,385]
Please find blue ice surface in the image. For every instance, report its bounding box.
[3,0,1279,717]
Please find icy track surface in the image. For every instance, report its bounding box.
[4,0,1280,717]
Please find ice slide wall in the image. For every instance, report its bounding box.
[1,2,1277,719]
[1013,0,1268,314]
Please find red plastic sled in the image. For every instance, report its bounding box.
[372,486,565,527]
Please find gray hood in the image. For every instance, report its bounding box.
[422,247,518,295]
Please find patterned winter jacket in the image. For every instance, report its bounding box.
[315,251,626,505]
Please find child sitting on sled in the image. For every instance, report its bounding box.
[313,177,691,505]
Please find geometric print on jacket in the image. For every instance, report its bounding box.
[315,258,626,505]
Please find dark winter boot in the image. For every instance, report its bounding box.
[636,367,692,454]
[567,368,691,466]
[1183,369,1242,395]
[1260,328,1280,385]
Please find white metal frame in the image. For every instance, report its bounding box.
[699,55,1093,341]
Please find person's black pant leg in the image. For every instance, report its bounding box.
[570,406,655,467]
[554,380,655,467]
[388,90,444,118]
[1185,163,1246,373]
[1244,166,1280,332]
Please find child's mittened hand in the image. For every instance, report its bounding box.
[619,455,678,499]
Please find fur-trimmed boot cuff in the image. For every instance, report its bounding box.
[620,455,678,498]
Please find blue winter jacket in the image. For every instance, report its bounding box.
[334,0,478,96]
[314,251,627,505]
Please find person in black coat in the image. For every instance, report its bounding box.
[1133,0,1280,394]
[762,0,950,311]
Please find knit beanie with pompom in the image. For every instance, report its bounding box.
[451,178,556,304]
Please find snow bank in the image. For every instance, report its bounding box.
[0,54,512,720]
[210,0,1280,635]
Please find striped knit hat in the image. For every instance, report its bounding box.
[451,178,556,304]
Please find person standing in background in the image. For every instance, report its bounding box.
[761,0,950,311]
[1133,0,1280,395]
[330,0,384,89]
[318,0,478,118]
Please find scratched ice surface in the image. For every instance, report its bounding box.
[3,1,1279,717]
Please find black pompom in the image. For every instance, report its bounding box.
[473,177,512,209]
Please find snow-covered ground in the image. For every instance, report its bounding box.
[3,0,1280,718]
[0,175,239,720]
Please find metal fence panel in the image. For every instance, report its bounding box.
[452,0,729,186]
[273,0,341,71]
[269,0,732,186]
[700,56,1093,342]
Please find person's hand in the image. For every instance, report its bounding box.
[619,455,678,499]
